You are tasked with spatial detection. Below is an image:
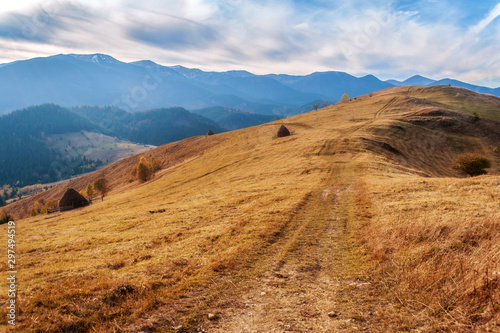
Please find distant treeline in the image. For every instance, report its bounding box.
[0,104,103,188]
[1,103,279,190]
[71,105,225,145]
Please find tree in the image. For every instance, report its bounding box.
[322,100,327,108]
[29,201,42,216]
[313,103,320,111]
[453,153,491,176]
[94,177,109,200]
[0,209,13,225]
[132,156,160,182]
[85,182,94,200]
[341,93,349,102]
[148,156,160,172]
[136,162,149,182]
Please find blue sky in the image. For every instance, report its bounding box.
[0,0,499,86]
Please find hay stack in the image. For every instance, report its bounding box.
[206,130,214,136]
[277,125,290,138]
[59,188,89,211]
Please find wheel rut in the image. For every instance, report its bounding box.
[207,164,394,332]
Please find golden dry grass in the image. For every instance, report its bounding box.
[6,135,224,218]
[0,86,499,332]
[358,175,500,331]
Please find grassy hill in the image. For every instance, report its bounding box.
[0,104,222,189]
[1,86,499,332]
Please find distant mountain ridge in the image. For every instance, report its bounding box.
[2,53,497,115]
[386,75,437,86]
[385,75,500,96]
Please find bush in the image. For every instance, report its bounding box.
[453,153,491,176]
[30,207,38,217]
[29,201,43,216]
[0,209,13,224]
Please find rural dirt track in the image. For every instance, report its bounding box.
[208,162,397,332]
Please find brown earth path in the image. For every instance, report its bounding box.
[205,161,401,333]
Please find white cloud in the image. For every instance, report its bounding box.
[0,0,498,86]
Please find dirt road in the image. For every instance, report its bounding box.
[207,163,398,332]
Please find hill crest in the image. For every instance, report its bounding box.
[5,85,500,218]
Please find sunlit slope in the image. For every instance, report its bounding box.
[7,135,224,217]
[1,85,499,331]
[344,85,500,176]
[3,112,341,331]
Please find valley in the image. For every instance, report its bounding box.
[47,131,155,163]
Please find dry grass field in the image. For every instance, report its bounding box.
[1,85,499,332]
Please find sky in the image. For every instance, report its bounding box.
[0,0,499,87]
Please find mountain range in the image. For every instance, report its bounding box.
[1,53,498,115]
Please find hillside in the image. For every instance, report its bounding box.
[191,106,282,131]
[0,104,104,187]
[1,86,499,332]
[0,104,223,189]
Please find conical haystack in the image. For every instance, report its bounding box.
[59,188,89,211]
[206,130,214,136]
[277,125,290,138]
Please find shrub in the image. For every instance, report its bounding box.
[0,209,13,224]
[30,207,38,217]
[46,198,59,208]
[44,199,59,212]
[29,201,43,216]
[453,153,491,176]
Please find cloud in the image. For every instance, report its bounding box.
[0,0,498,84]
[0,6,64,43]
[127,12,219,50]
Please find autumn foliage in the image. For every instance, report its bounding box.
[131,156,160,182]
[94,177,109,200]
[453,153,491,176]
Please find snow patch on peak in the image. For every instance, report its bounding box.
[69,54,120,64]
